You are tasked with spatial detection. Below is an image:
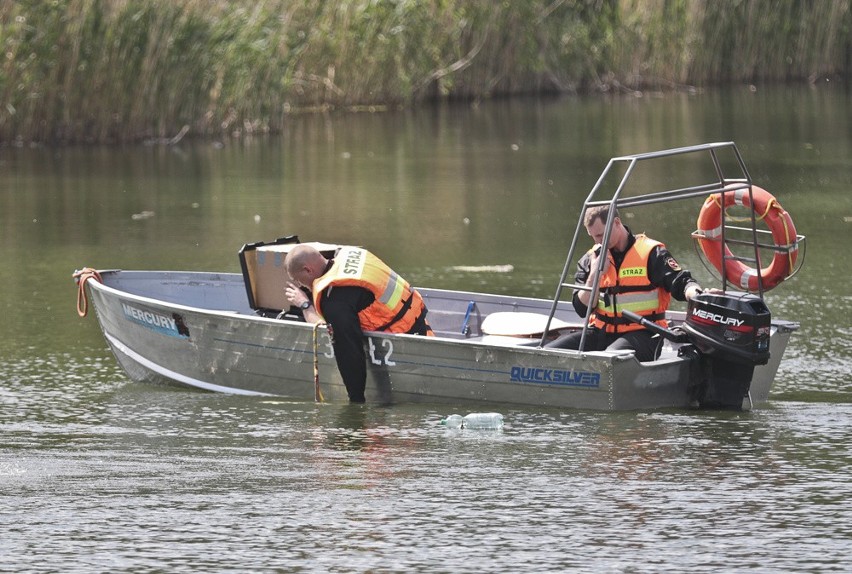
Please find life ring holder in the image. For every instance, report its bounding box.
[692,184,805,293]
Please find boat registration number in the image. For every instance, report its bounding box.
[318,333,396,366]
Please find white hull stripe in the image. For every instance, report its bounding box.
[103,331,273,396]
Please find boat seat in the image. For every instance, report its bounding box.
[481,312,581,337]
[473,335,544,347]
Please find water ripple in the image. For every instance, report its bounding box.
[2,350,851,572]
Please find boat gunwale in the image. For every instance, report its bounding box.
[84,270,663,366]
[84,269,794,386]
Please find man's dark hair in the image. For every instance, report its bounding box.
[584,204,619,228]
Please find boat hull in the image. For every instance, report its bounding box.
[83,271,796,411]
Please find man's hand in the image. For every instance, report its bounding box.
[684,284,703,301]
[577,249,607,307]
[284,281,310,308]
[285,281,322,323]
[587,249,608,278]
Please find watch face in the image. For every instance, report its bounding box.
[300,301,310,309]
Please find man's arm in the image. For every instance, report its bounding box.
[284,282,324,323]
[571,249,597,316]
[649,246,701,301]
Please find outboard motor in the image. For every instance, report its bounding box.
[681,292,771,409]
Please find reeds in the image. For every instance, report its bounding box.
[1,0,848,144]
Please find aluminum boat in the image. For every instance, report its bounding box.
[75,143,803,410]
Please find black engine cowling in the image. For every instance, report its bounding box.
[682,292,771,409]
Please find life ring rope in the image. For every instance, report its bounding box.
[772,200,796,273]
[713,193,775,223]
[722,193,798,270]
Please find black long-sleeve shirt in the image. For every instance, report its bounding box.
[572,230,700,318]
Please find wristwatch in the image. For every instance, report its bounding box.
[299,300,311,310]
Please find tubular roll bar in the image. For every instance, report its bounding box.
[538,142,773,350]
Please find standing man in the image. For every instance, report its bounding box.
[546,205,703,361]
[284,244,433,402]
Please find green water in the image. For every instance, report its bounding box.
[1,85,850,572]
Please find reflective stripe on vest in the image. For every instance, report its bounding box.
[380,271,405,309]
[590,235,670,333]
[312,246,425,333]
[596,290,661,314]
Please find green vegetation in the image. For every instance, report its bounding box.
[1,0,849,144]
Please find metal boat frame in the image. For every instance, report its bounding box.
[540,141,805,349]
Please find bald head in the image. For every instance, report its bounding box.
[285,244,328,287]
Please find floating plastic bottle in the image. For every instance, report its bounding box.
[440,412,504,430]
[441,414,464,429]
[462,412,504,429]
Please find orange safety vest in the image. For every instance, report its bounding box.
[312,246,427,333]
[589,234,671,333]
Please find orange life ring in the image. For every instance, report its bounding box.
[696,185,798,291]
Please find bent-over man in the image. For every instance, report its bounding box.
[285,244,433,402]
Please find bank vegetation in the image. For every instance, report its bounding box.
[1,0,849,144]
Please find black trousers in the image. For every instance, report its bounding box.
[545,327,662,362]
